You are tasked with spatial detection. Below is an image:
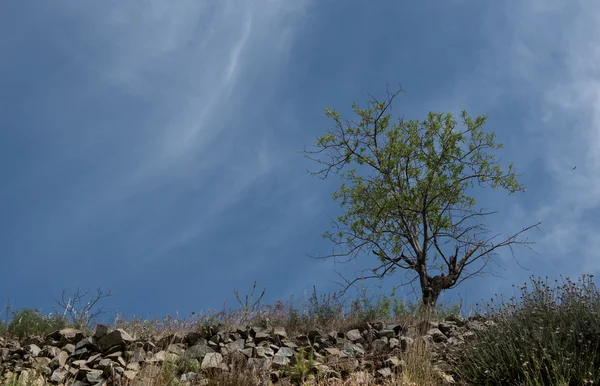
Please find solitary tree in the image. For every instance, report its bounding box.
[304,86,541,312]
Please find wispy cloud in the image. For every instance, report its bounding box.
[21,0,314,266]
[443,0,600,297]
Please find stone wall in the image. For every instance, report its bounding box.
[0,313,498,385]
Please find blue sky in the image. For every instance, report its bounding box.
[1,1,599,324]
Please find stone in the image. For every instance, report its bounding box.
[255,346,274,358]
[254,332,270,344]
[24,344,42,357]
[50,350,69,368]
[376,329,395,339]
[50,368,68,383]
[201,352,223,369]
[345,329,362,342]
[273,327,287,338]
[94,324,109,339]
[97,329,134,352]
[386,356,405,369]
[376,367,392,378]
[272,354,290,369]
[47,328,86,347]
[276,346,294,357]
[427,328,449,343]
[0,310,507,385]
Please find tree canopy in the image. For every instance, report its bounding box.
[304,86,540,311]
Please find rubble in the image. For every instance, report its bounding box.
[0,314,498,385]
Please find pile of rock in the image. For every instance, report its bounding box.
[0,314,498,385]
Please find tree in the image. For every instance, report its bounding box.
[303,86,541,312]
[52,287,112,330]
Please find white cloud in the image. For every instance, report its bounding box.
[30,0,312,258]
[456,1,600,281]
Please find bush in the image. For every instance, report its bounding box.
[7,308,67,339]
[348,286,392,323]
[451,274,600,385]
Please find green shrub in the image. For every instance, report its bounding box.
[7,308,67,339]
[451,274,600,385]
[285,346,320,385]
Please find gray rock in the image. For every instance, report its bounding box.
[94,324,109,339]
[376,329,395,339]
[276,347,294,357]
[345,329,362,342]
[428,328,449,343]
[377,367,392,378]
[97,329,134,352]
[50,368,68,383]
[0,310,505,386]
[184,342,215,361]
[272,354,290,369]
[24,344,42,357]
[201,352,223,369]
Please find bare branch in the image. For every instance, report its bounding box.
[52,287,112,329]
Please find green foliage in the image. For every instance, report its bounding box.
[287,303,308,328]
[320,100,522,252]
[4,373,26,386]
[176,357,201,374]
[285,346,320,385]
[156,357,202,386]
[451,274,600,385]
[305,86,538,310]
[2,369,46,386]
[348,285,463,323]
[377,287,460,320]
[305,286,345,324]
[157,360,180,385]
[349,286,392,323]
[7,308,67,339]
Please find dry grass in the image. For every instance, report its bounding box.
[3,274,600,385]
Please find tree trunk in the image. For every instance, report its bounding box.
[420,273,454,317]
[421,285,441,315]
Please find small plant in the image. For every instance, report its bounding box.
[157,356,202,385]
[285,346,319,385]
[157,359,180,385]
[233,280,267,325]
[348,285,392,323]
[3,369,44,386]
[287,300,310,330]
[306,285,345,325]
[176,356,201,374]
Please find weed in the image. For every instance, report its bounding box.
[285,346,320,385]
[451,274,600,385]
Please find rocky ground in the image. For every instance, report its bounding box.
[0,312,501,386]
